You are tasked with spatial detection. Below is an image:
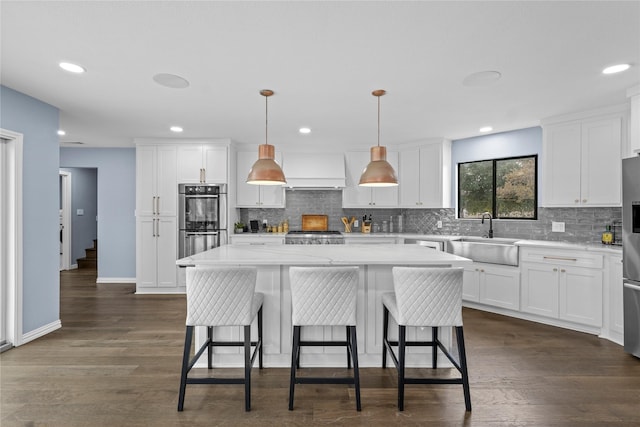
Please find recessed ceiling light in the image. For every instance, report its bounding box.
[463,71,501,87]
[153,73,190,89]
[602,64,630,74]
[59,62,86,73]
[170,126,183,133]
[479,126,493,133]
[57,129,66,136]
[299,127,311,134]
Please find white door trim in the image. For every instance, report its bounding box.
[59,171,72,270]
[0,128,24,347]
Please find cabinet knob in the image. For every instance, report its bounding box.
[575,199,579,203]
[480,269,485,273]
[553,268,558,272]
[582,199,587,203]
[561,269,566,273]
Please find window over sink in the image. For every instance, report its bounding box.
[458,155,538,219]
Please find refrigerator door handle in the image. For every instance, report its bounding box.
[624,281,640,292]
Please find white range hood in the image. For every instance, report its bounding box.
[282,153,346,188]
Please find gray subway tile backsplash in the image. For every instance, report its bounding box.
[239,190,620,244]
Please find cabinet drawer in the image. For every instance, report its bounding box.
[520,247,603,269]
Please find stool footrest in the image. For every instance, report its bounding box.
[187,378,246,385]
[299,340,348,347]
[294,377,356,385]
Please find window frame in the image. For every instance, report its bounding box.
[457,154,538,220]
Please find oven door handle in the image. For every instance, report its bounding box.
[185,232,219,236]
[624,281,640,292]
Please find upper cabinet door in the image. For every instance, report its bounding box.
[203,145,228,183]
[176,145,204,184]
[136,145,177,216]
[177,144,228,184]
[398,141,451,208]
[343,151,374,207]
[542,123,582,206]
[399,148,421,207]
[542,116,622,207]
[580,117,621,206]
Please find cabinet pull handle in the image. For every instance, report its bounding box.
[543,256,578,262]
[156,196,160,214]
[202,168,206,183]
[156,219,160,237]
[152,219,156,237]
[152,197,156,215]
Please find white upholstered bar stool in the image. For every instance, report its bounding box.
[381,266,471,412]
[288,266,361,411]
[178,266,263,412]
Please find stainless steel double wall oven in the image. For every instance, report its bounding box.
[178,184,227,258]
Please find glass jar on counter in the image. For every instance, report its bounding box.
[381,220,389,233]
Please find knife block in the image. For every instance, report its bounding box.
[361,223,371,233]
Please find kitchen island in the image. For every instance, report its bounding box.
[176,244,472,367]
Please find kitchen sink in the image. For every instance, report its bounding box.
[445,237,519,266]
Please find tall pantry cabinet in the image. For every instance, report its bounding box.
[135,144,178,292]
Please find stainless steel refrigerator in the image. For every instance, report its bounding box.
[623,155,640,358]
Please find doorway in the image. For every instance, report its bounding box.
[1,129,24,351]
[59,171,72,271]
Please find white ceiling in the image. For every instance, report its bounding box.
[1,1,639,149]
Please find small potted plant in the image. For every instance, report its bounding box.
[234,222,245,233]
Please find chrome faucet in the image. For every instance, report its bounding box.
[481,212,493,238]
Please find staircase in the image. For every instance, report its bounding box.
[77,239,97,269]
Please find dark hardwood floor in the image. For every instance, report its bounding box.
[1,268,639,426]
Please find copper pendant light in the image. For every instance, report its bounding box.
[359,89,398,187]
[246,89,286,185]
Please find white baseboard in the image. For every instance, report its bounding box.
[70,264,78,270]
[21,320,62,346]
[96,277,136,284]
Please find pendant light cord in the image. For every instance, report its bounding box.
[265,94,268,145]
[377,95,381,147]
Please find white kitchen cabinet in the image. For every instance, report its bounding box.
[136,216,177,289]
[343,151,399,208]
[462,263,519,310]
[235,151,285,207]
[462,265,480,302]
[399,140,451,208]
[542,116,622,206]
[520,247,603,326]
[177,144,228,184]
[136,145,177,216]
[608,253,624,335]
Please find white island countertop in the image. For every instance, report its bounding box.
[176,243,472,267]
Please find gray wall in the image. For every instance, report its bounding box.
[1,85,60,334]
[60,148,136,280]
[60,167,98,264]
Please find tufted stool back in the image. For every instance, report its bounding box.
[186,266,261,327]
[289,266,358,326]
[391,267,463,327]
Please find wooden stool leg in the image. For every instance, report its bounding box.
[258,306,264,369]
[349,326,362,411]
[346,326,352,369]
[177,326,193,412]
[207,326,213,369]
[432,326,438,368]
[456,326,472,412]
[288,326,301,410]
[244,325,252,411]
[398,325,406,411]
[382,305,389,368]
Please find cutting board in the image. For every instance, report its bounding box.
[301,214,328,231]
